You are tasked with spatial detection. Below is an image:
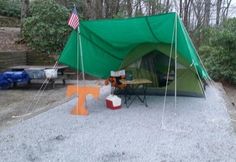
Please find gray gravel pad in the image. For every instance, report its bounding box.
[0,85,236,162]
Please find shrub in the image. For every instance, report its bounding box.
[22,0,71,55]
[0,0,21,18]
[199,18,236,84]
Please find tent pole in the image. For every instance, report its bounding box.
[78,26,85,84]
[161,15,176,129]
[174,13,178,111]
[75,26,80,105]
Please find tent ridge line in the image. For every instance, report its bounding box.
[81,12,176,23]
[145,17,160,43]
[80,32,123,61]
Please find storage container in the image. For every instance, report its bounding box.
[105,95,122,110]
[25,69,45,79]
[2,71,29,87]
[0,74,13,89]
[44,69,57,79]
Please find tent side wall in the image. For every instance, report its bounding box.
[121,48,204,97]
[118,69,204,97]
[166,69,204,96]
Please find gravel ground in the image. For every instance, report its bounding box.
[0,82,236,161]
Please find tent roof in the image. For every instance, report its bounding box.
[59,12,209,79]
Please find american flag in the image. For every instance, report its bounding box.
[68,6,79,29]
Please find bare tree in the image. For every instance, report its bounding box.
[179,0,183,17]
[63,0,233,31]
[83,0,94,19]
[204,0,211,26]
[95,0,104,19]
[216,0,222,25]
[221,0,232,22]
[165,0,170,13]
[21,0,29,22]
[183,0,192,29]
[134,0,143,16]
[20,0,29,33]
[104,0,120,18]
[127,0,133,16]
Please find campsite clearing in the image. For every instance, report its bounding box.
[0,84,67,130]
[0,81,236,161]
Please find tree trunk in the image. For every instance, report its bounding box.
[204,0,211,26]
[104,0,110,18]
[21,0,29,24]
[216,0,222,25]
[222,0,232,22]
[20,0,29,33]
[183,0,191,30]
[127,0,132,17]
[83,0,94,19]
[135,0,142,16]
[165,0,170,13]
[95,0,103,19]
[114,0,120,16]
[151,0,156,14]
[179,0,183,18]
[104,0,120,18]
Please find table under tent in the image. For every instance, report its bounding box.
[59,12,209,98]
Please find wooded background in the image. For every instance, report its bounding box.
[19,0,235,47]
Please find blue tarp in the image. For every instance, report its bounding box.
[0,71,30,89]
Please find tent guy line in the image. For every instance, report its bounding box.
[161,14,176,129]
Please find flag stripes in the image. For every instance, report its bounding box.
[68,7,79,29]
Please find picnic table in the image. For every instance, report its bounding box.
[9,65,68,88]
[120,79,152,108]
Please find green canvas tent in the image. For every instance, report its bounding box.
[59,12,209,97]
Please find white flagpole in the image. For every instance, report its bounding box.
[78,25,85,84]
[73,4,85,85]
[76,21,79,100]
[174,13,178,111]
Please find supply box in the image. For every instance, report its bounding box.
[105,95,122,110]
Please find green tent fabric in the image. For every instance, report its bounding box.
[59,12,209,96]
[59,12,208,79]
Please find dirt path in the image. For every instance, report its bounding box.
[0,84,68,130]
[0,27,27,52]
[223,84,236,107]
[222,83,236,130]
